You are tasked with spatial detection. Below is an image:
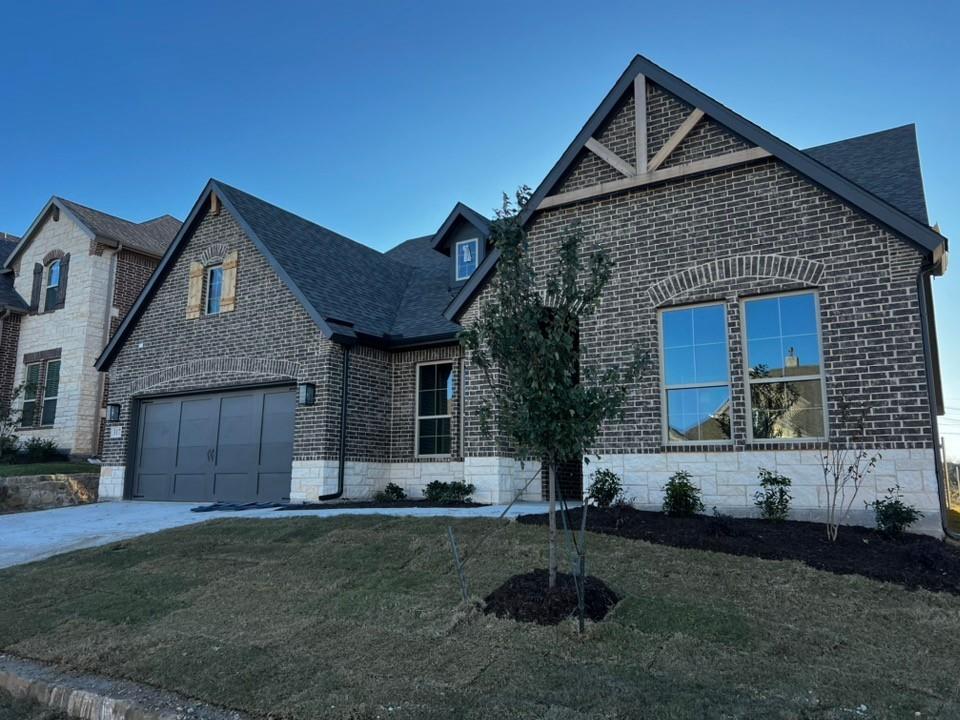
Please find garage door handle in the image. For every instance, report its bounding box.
[207,448,214,462]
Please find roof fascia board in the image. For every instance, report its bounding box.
[431,203,491,250]
[5,198,96,269]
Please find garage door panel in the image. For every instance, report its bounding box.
[134,386,295,503]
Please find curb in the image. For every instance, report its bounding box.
[0,654,245,720]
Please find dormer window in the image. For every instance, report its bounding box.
[455,238,479,281]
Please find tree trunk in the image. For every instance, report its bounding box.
[548,462,557,589]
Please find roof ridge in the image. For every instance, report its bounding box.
[55,196,145,228]
[803,124,916,153]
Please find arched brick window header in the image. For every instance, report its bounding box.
[199,243,231,267]
[648,254,825,306]
[42,249,66,266]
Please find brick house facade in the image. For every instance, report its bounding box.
[0,198,178,457]
[95,55,948,532]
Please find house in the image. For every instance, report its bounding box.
[1,199,179,456]
[94,55,948,533]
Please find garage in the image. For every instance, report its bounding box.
[131,385,296,503]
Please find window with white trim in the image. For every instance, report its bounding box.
[660,303,731,442]
[455,238,478,281]
[206,265,224,315]
[743,291,826,440]
[416,362,454,456]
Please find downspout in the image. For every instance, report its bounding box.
[317,344,350,501]
[917,263,951,538]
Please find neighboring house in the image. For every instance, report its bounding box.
[94,55,948,533]
[1,199,179,456]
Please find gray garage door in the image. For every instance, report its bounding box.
[132,386,296,503]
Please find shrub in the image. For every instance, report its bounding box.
[587,468,623,508]
[0,434,19,464]
[22,437,63,463]
[374,482,407,503]
[868,485,923,538]
[424,480,476,504]
[753,468,792,522]
[662,470,704,517]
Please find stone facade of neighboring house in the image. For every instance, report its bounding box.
[94,56,948,533]
[0,199,179,457]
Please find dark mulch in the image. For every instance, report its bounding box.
[518,506,960,595]
[277,499,488,510]
[483,569,620,625]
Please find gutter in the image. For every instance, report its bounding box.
[317,343,351,501]
[917,261,951,538]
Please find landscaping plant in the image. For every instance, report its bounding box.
[423,480,475,504]
[662,470,704,517]
[22,437,63,464]
[819,398,880,542]
[0,383,24,464]
[460,187,647,589]
[374,482,407,503]
[754,468,792,521]
[587,468,624,508]
[868,484,923,537]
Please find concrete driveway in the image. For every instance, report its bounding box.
[0,500,554,569]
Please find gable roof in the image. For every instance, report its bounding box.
[431,203,491,251]
[6,197,181,268]
[0,234,19,265]
[444,54,946,322]
[97,180,466,369]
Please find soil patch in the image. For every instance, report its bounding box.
[517,506,960,595]
[279,499,488,510]
[483,569,620,625]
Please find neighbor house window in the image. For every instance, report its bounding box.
[743,291,826,440]
[660,303,731,443]
[20,358,60,427]
[21,363,41,427]
[41,360,60,426]
[416,362,454,456]
[455,238,479,281]
[206,265,223,315]
[45,260,61,310]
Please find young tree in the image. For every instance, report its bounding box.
[459,188,647,588]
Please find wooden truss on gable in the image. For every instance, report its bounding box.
[540,74,770,210]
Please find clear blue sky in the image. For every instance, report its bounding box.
[1,1,957,452]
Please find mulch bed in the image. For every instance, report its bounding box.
[483,569,620,625]
[517,506,960,595]
[278,499,488,510]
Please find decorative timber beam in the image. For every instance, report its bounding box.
[646,108,705,172]
[538,146,772,210]
[634,74,647,172]
[585,138,636,177]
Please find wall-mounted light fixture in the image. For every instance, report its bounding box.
[298,383,316,406]
[107,403,121,422]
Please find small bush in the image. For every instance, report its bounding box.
[374,482,407,503]
[587,468,623,508]
[0,435,19,464]
[662,470,704,517]
[869,485,923,537]
[424,480,476,504]
[753,468,792,522]
[22,437,63,463]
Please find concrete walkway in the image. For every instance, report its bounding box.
[0,500,555,569]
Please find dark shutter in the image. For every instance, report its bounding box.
[30,263,42,313]
[55,254,69,309]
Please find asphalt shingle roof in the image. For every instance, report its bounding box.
[58,198,181,257]
[0,272,28,313]
[0,235,19,265]
[803,125,929,225]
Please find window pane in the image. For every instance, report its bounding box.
[207,267,223,314]
[48,261,60,287]
[745,293,820,376]
[747,338,785,378]
[662,305,728,387]
[744,297,780,340]
[779,293,817,336]
[21,400,36,427]
[663,347,695,385]
[418,428,436,455]
[44,361,60,398]
[692,305,726,344]
[456,240,478,279]
[418,390,436,416]
[662,308,693,349]
[45,286,59,310]
[419,364,437,392]
[41,399,57,426]
[693,343,728,384]
[23,364,40,401]
[667,387,731,442]
[751,380,824,439]
[782,334,820,376]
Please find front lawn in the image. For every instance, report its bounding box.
[0,462,97,477]
[1,516,958,718]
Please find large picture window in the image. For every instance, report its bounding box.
[416,362,454,456]
[660,303,731,443]
[743,291,826,440]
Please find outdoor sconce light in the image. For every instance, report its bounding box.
[107,403,121,422]
[298,383,316,406]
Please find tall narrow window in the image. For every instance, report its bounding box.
[40,360,60,426]
[206,265,223,315]
[45,260,61,310]
[660,303,731,443]
[21,363,40,427]
[455,238,478,281]
[416,362,454,456]
[743,292,826,440]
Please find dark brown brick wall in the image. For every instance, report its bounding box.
[0,313,22,413]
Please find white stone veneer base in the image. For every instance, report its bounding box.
[98,466,125,500]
